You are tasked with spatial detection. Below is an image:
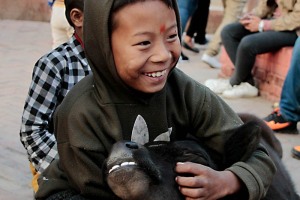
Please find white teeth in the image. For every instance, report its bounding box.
[121,162,130,166]
[108,162,137,174]
[145,70,167,77]
[109,165,120,173]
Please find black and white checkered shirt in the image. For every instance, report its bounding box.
[20,35,91,173]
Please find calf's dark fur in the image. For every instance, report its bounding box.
[45,114,299,199]
[105,113,299,200]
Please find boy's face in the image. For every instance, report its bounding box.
[111,0,181,93]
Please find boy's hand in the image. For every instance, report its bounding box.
[175,162,241,200]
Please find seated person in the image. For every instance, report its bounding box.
[20,0,90,192]
[205,0,300,98]
[35,0,275,199]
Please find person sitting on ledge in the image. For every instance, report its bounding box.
[205,0,300,98]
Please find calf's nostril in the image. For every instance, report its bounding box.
[125,141,139,149]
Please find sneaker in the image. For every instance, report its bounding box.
[263,108,298,133]
[292,146,300,160]
[222,82,258,98]
[201,53,221,69]
[263,107,280,121]
[204,79,232,94]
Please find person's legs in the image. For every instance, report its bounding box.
[183,0,209,53]
[204,0,246,57]
[280,37,300,122]
[201,0,247,68]
[221,22,250,69]
[210,24,297,98]
[178,0,198,60]
[191,0,210,44]
[204,24,248,91]
[177,0,198,33]
[278,45,300,151]
[264,37,300,133]
[227,30,297,86]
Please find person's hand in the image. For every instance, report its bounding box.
[238,13,252,25]
[175,162,241,200]
[240,15,261,32]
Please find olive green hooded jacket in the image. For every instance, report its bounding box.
[35,0,275,199]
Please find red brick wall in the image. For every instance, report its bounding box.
[0,0,50,21]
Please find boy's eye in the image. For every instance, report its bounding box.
[136,41,151,46]
[167,34,178,41]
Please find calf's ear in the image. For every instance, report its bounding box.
[223,121,261,168]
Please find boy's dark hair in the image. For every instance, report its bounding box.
[64,0,85,27]
[110,0,175,32]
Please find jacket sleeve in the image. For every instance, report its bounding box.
[227,145,276,200]
[251,0,273,18]
[43,77,121,199]
[252,0,300,31]
[190,84,276,200]
[270,0,300,31]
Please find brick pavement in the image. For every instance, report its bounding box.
[0,19,299,200]
[0,20,52,199]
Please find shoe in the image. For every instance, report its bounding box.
[292,146,300,160]
[201,53,221,69]
[182,41,200,53]
[180,52,189,61]
[264,108,298,133]
[222,82,258,98]
[204,79,232,94]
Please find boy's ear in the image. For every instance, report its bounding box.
[70,8,84,28]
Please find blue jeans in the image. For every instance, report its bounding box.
[280,37,300,122]
[177,0,198,34]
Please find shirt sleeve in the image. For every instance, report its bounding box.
[20,56,62,173]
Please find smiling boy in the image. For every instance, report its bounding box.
[111,1,180,93]
[35,0,275,199]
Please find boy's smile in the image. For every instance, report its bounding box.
[111,0,181,93]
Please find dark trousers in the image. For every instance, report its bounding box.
[221,22,298,86]
[186,0,210,43]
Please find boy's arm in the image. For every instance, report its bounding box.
[183,83,275,199]
[20,58,62,173]
[175,146,275,200]
[226,145,276,199]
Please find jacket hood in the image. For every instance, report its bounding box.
[83,0,181,102]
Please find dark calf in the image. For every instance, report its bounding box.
[105,114,300,200]
[45,114,299,199]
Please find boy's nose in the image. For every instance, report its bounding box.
[151,43,171,62]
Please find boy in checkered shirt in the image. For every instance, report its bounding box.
[20,0,91,192]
